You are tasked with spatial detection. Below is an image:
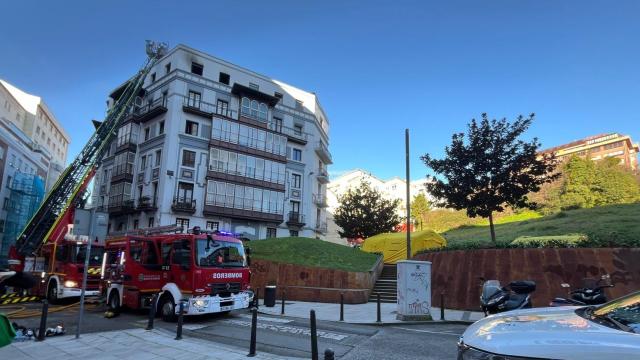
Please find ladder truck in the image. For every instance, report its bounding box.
[6,41,168,303]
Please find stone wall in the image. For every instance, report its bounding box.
[250,255,384,304]
[414,248,640,310]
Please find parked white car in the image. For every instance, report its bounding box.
[458,291,640,360]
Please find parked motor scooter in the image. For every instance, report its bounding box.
[549,274,614,307]
[479,277,536,316]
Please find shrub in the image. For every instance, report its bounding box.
[509,234,588,248]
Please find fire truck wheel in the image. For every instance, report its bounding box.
[47,280,59,304]
[108,290,121,312]
[159,295,177,322]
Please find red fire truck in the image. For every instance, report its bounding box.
[102,226,253,321]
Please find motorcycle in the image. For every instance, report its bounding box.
[550,274,614,307]
[480,277,536,316]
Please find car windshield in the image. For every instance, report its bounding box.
[196,239,245,267]
[71,245,104,266]
[588,291,640,333]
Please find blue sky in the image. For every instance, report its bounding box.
[1,1,638,180]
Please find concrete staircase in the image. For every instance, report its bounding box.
[368,264,397,303]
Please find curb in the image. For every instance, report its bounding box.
[256,309,476,326]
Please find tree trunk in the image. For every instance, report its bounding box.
[488,212,496,245]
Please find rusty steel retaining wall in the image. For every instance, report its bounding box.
[414,248,640,310]
[250,256,384,304]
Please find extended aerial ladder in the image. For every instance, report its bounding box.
[10,41,168,267]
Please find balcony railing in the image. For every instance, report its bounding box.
[172,198,196,214]
[130,97,167,123]
[316,168,329,184]
[314,222,328,234]
[314,141,332,164]
[182,96,238,119]
[137,196,158,211]
[108,199,136,215]
[286,212,306,226]
[268,123,308,144]
[313,194,328,208]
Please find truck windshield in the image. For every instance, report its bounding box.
[71,245,104,266]
[589,291,640,333]
[196,239,245,267]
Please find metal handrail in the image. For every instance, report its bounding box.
[181,95,238,119]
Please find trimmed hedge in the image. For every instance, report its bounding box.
[510,234,588,248]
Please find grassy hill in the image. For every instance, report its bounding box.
[246,237,379,272]
[442,203,640,248]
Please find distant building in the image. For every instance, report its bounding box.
[325,169,432,244]
[0,79,70,188]
[541,133,639,171]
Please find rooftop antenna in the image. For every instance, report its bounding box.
[145,40,168,59]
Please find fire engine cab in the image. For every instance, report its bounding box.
[103,226,253,321]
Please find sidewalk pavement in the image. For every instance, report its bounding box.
[1,328,297,360]
[257,300,484,324]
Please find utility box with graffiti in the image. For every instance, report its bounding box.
[396,260,432,321]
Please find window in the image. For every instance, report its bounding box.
[148,217,154,228]
[182,150,196,167]
[171,239,191,267]
[294,124,303,136]
[3,197,8,210]
[219,72,230,85]
[144,127,150,141]
[187,90,201,108]
[295,99,303,108]
[272,117,283,133]
[165,62,171,74]
[185,120,199,136]
[291,201,300,214]
[191,62,203,76]
[155,150,162,167]
[177,182,194,202]
[140,155,147,170]
[6,176,11,188]
[176,218,190,230]
[150,73,156,82]
[274,92,283,101]
[216,99,228,116]
[241,97,268,121]
[289,230,299,237]
[267,228,277,238]
[249,83,259,90]
[292,173,301,189]
[159,121,165,135]
[292,149,302,162]
[206,221,219,231]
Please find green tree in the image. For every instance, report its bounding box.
[334,182,401,239]
[410,193,431,230]
[421,113,557,244]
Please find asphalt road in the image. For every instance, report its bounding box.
[2,300,467,359]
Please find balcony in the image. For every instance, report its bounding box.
[137,196,158,212]
[115,137,138,154]
[130,97,167,123]
[286,212,306,227]
[268,123,308,145]
[312,194,328,208]
[172,198,196,214]
[182,96,238,120]
[314,141,333,164]
[111,164,134,183]
[314,222,328,234]
[316,168,329,184]
[108,199,136,215]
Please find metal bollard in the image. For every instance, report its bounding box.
[37,299,49,341]
[376,293,381,323]
[255,288,260,309]
[146,293,158,330]
[281,289,286,315]
[175,301,184,340]
[440,291,445,321]
[248,307,258,357]
[339,293,344,321]
[310,309,318,360]
[324,348,335,360]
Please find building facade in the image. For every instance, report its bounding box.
[541,133,639,171]
[92,44,331,240]
[325,169,432,244]
[0,80,69,188]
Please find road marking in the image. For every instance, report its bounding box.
[391,326,461,336]
[223,319,348,341]
[239,314,293,324]
[183,324,208,330]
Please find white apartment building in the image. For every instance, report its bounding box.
[325,169,432,244]
[92,44,331,240]
[0,80,69,187]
